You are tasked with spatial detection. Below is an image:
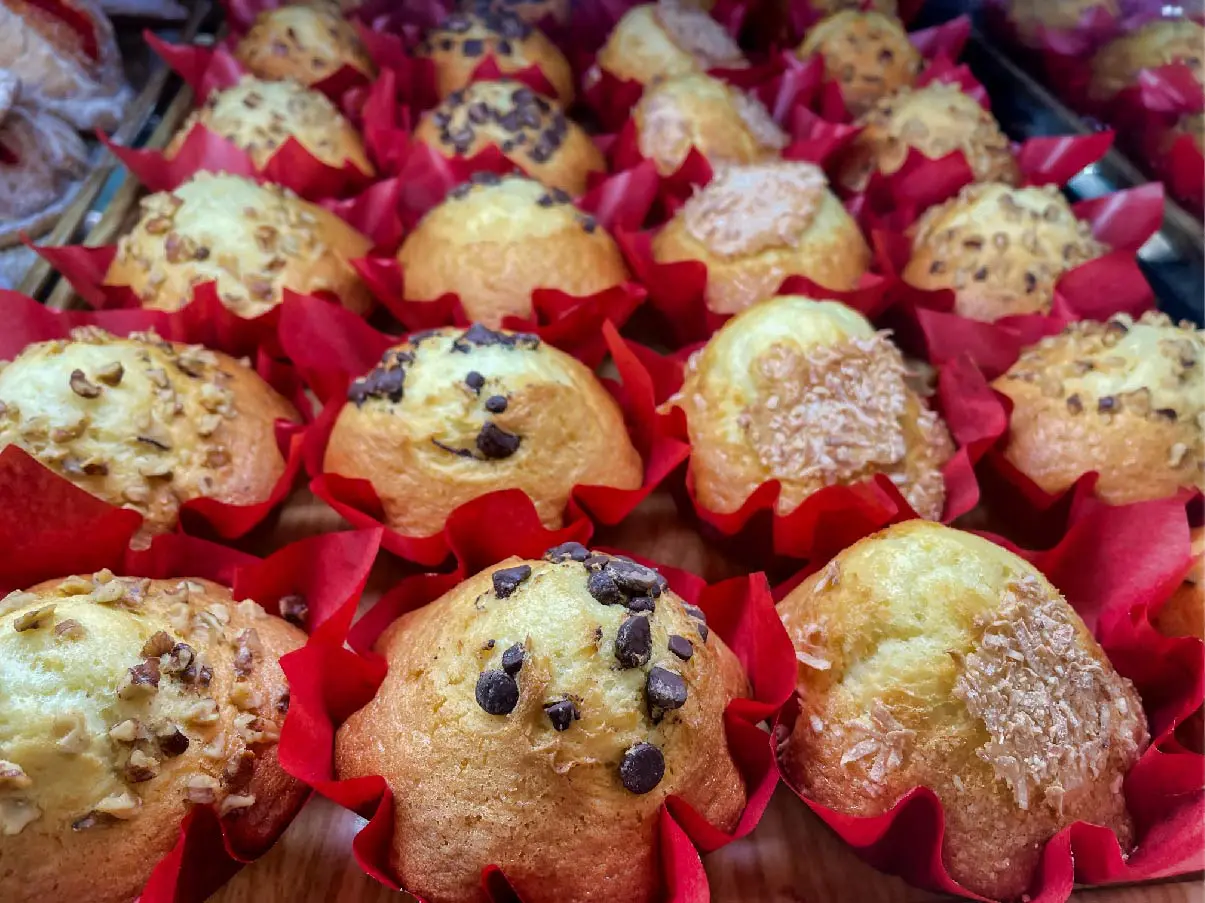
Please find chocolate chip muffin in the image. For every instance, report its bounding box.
[796,11,922,117]
[323,324,644,538]
[234,3,376,88]
[595,0,748,86]
[417,8,575,104]
[0,572,308,903]
[1089,18,1205,101]
[459,0,572,25]
[413,79,603,195]
[993,311,1205,504]
[397,172,630,325]
[336,547,748,903]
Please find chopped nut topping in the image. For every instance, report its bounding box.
[14,604,56,632]
[93,791,140,820]
[54,711,90,753]
[69,369,101,398]
[0,761,32,790]
[109,719,148,743]
[53,618,85,640]
[235,600,266,620]
[234,713,280,745]
[230,684,263,712]
[0,798,41,835]
[218,793,257,817]
[141,630,175,658]
[183,699,221,725]
[117,659,161,699]
[156,725,191,758]
[55,575,93,595]
[201,733,226,760]
[0,591,37,617]
[125,750,160,783]
[233,628,263,678]
[186,774,220,804]
[90,579,129,606]
[278,593,308,627]
[96,362,125,386]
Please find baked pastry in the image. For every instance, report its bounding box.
[0,328,298,544]
[993,312,1205,504]
[104,172,372,319]
[0,571,308,903]
[336,548,748,903]
[651,160,870,314]
[1004,0,1120,47]
[397,172,629,325]
[1155,526,1204,640]
[674,295,953,518]
[839,82,1020,192]
[324,324,644,537]
[167,76,374,176]
[902,182,1106,322]
[413,79,603,195]
[458,0,572,24]
[417,9,575,105]
[0,0,130,130]
[796,12,922,116]
[1089,19,1205,101]
[595,1,748,86]
[632,73,787,175]
[234,4,376,88]
[810,0,898,15]
[777,520,1148,900]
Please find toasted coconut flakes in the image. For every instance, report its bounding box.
[654,0,745,69]
[839,701,915,790]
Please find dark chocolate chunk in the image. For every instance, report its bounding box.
[606,560,663,595]
[492,565,532,598]
[580,216,598,234]
[477,422,521,459]
[279,594,309,628]
[626,595,655,613]
[462,38,485,56]
[587,570,622,605]
[696,622,710,643]
[475,669,519,715]
[1098,396,1116,413]
[646,666,687,713]
[483,638,496,650]
[449,182,473,200]
[545,698,578,732]
[485,394,508,413]
[433,439,474,458]
[537,194,555,207]
[550,188,571,204]
[682,603,707,623]
[582,553,611,571]
[496,39,512,55]
[467,101,491,124]
[668,635,693,661]
[619,742,664,794]
[614,615,652,668]
[500,643,525,676]
[459,322,507,347]
[465,370,486,391]
[529,140,551,163]
[440,38,454,50]
[1155,408,1179,420]
[544,541,590,563]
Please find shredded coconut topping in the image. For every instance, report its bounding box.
[731,89,789,151]
[952,575,1148,813]
[792,618,831,670]
[839,700,915,790]
[654,0,747,69]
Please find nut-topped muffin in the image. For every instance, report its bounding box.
[413,80,604,194]
[323,324,644,538]
[796,11,922,116]
[0,572,308,903]
[595,0,749,86]
[0,329,298,545]
[993,312,1205,503]
[336,547,748,903]
[1089,19,1205,101]
[234,4,376,87]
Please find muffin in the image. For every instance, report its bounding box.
[993,312,1205,504]
[104,172,372,319]
[459,0,572,24]
[777,520,1148,900]
[810,0,898,15]
[0,328,298,544]
[167,76,374,176]
[651,160,870,315]
[674,296,953,518]
[323,324,644,538]
[595,1,748,86]
[839,82,1020,192]
[417,8,575,104]
[1004,0,1120,47]
[1089,19,1205,101]
[902,182,1106,322]
[336,548,748,903]
[413,79,603,195]
[397,172,630,325]
[0,571,308,903]
[632,73,788,175]
[1155,526,1205,641]
[796,11,922,116]
[234,4,376,87]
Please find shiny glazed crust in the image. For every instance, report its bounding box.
[235,4,376,87]
[595,1,748,86]
[1089,19,1205,101]
[797,11,922,116]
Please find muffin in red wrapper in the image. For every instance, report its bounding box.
[278,547,796,903]
[771,0,928,47]
[982,0,1125,57]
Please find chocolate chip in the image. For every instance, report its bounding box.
[696,622,710,643]
[483,638,496,649]
[1024,271,1038,293]
[647,666,688,716]
[545,541,590,563]
[619,742,664,794]
[485,395,508,413]
[469,171,502,187]
[465,371,485,392]
[582,554,611,571]
[607,560,663,596]
[492,565,532,598]
[1098,396,1117,413]
[587,570,622,605]
[477,422,521,459]
[537,194,555,207]
[433,439,475,458]
[462,38,484,56]
[614,615,651,668]
[668,635,693,661]
[682,603,707,623]
[627,596,655,613]
[467,101,491,124]
[545,698,578,731]
[1067,394,1083,415]
[1155,408,1179,420]
[475,669,519,715]
[550,188,571,204]
[348,364,406,406]
[501,642,525,675]
[581,216,598,234]
[497,39,513,55]
[459,322,506,346]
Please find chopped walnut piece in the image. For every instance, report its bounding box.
[206,603,230,625]
[96,362,125,386]
[279,593,308,627]
[0,591,37,617]
[14,604,56,632]
[93,791,140,820]
[230,684,264,712]
[167,602,191,633]
[53,711,90,753]
[218,794,257,817]
[160,642,195,676]
[225,749,256,786]
[183,699,221,725]
[117,659,161,699]
[235,600,266,620]
[0,761,32,790]
[141,630,175,658]
[186,774,220,804]
[109,719,148,743]
[54,619,85,639]
[233,628,263,678]
[90,579,129,606]
[55,575,93,595]
[69,369,101,398]
[234,713,280,745]
[0,798,41,835]
[201,733,226,760]
[125,750,160,783]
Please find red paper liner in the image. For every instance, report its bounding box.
[279,552,797,900]
[1162,130,1205,215]
[981,0,1126,58]
[279,295,687,569]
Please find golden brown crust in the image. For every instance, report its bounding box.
[234,4,376,88]
[993,312,1205,504]
[797,11,922,117]
[397,173,629,326]
[336,551,748,903]
[777,521,1148,900]
[652,160,870,314]
[595,1,748,86]
[104,172,372,319]
[902,182,1106,322]
[0,328,298,545]
[167,76,373,176]
[458,0,572,24]
[1005,0,1120,47]
[418,9,575,104]
[413,79,603,195]
[1089,19,1205,101]
[675,296,953,518]
[0,574,307,903]
[839,83,1020,192]
[323,325,644,538]
[1155,526,1205,641]
[811,0,898,15]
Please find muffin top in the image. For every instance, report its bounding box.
[235,4,375,86]
[1090,18,1205,100]
[797,11,922,116]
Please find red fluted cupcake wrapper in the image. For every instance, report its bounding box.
[980,0,1126,58]
[1162,131,1205,215]
[279,553,796,900]
[581,65,648,134]
[278,295,686,569]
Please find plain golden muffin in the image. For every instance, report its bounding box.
[397,172,630,326]
[167,76,374,176]
[993,312,1205,504]
[1004,0,1120,47]
[0,573,308,903]
[652,160,870,314]
[632,73,787,175]
[413,79,604,195]
[1089,19,1205,101]
[234,4,376,87]
[417,8,575,104]
[323,325,644,538]
[903,182,1106,322]
[0,329,298,546]
[673,296,953,518]
[796,11,922,117]
[336,548,748,903]
[105,172,372,319]
[594,0,748,86]
[839,82,1020,192]
[778,521,1149,900]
